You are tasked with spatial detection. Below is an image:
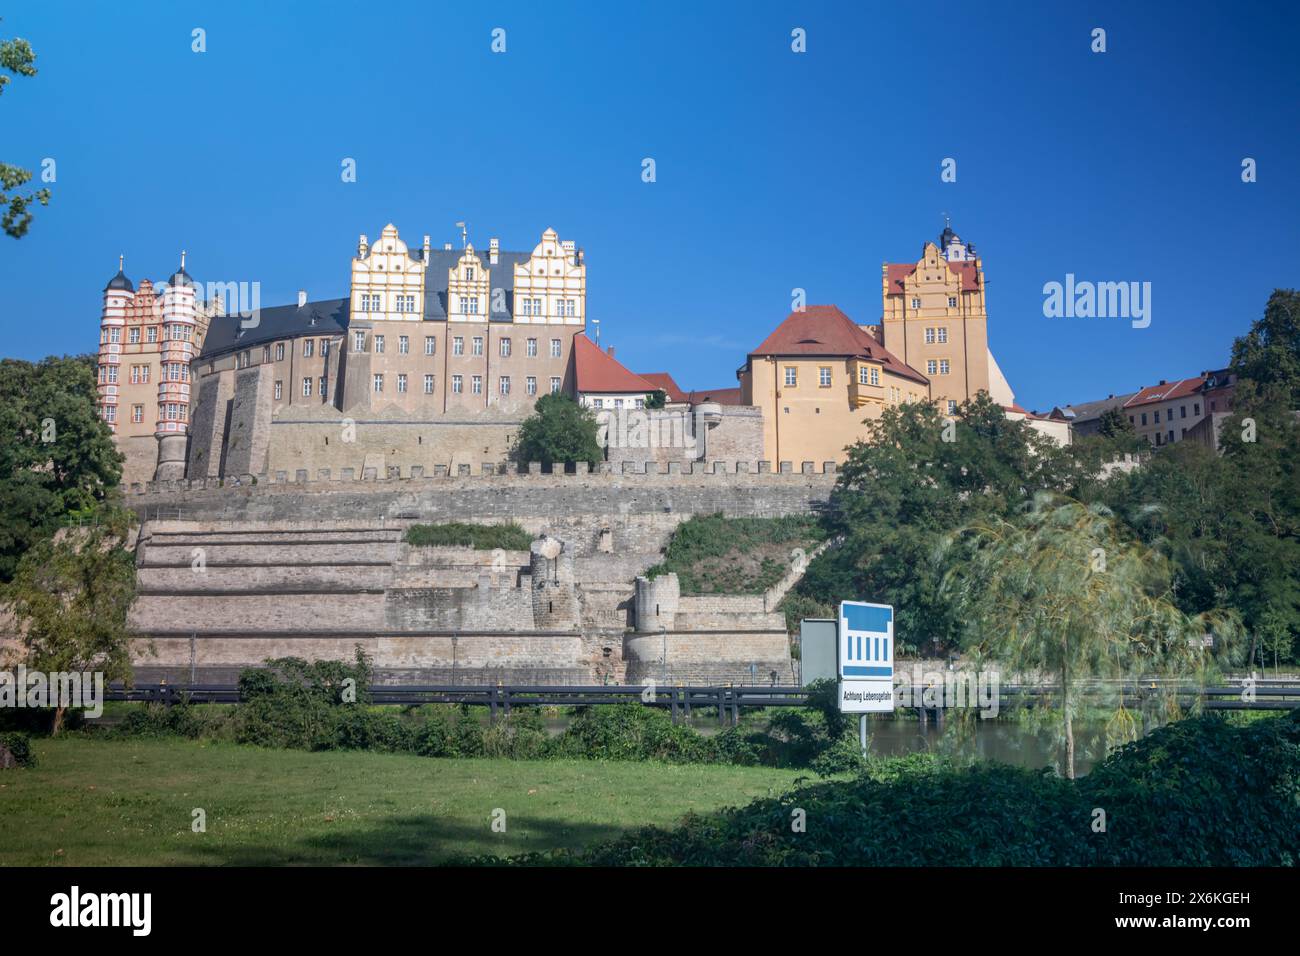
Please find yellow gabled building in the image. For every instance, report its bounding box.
[740,224,1038,464]
[738,304,930,466]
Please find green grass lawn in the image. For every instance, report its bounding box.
[0,736,806,866]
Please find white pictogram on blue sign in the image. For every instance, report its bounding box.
[840,603,893,677]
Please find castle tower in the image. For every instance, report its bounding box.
[634,573,679,632]
[529,535,580,629]
[880,224,991,414]
[96,257,134,433]
[154,253,199,480]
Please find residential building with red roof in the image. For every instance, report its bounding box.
[575,336,765,466]
[1059,368,1237,449]
[571,333,660,411]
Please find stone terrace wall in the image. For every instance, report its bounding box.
[125,468,834,685]
[126,465,836,541]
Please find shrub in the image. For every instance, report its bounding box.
[403,522,532,551]
[0,731,36,768]
[230,649,376,751]
[412,709,460,757]
[482,710,550,759]
[115,701,204,740]
[335,708,414,754]
[550,704,712,763]
[646,513,826,595]
[1081,710,1300,866]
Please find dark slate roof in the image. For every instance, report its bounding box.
[419,248,534,322]
[197,246,545,358]
[1059,392,1137,423]
[105,270,134,292]
[199,298,350,359]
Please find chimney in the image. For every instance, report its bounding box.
[1159,379,1167,386]
[489,237,499,265]
[423,234,431,260]
[443,242,453,251]
[606,346,616,359]
[297,289,307,308]
[1107,393,1114,399]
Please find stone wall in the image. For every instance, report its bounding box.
[598,405,764,469]
[118,434,161,488]
[186,370,234,478]
[123,469,833,685]
[264,417,520,481]
[222,365,275,477]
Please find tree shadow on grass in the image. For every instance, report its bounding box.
[182,813,629,866]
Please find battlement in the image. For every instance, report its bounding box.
[125,458,839,498]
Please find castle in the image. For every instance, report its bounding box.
[97,220,1063,488]
[98,225,605,487]
[93,221,1070,686]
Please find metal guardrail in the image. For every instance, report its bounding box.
[107,680,1300,724]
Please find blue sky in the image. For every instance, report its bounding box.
[2,0,1297,411]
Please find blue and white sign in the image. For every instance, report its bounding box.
[837,601,896,713]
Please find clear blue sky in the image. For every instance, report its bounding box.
[2,0,1297,411]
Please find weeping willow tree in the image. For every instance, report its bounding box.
[942,494,1239,778]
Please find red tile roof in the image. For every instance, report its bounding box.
[1122,377,1206,408]
[1003,403,1058,422]
[747,305,929,386]
[572,334,659,395]
[687,387,743,406]
[637,372,688,403]
[885,260,980,294]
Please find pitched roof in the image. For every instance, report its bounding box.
[1003,403,1064,422]
[573,334,659,394]
[197,240,556,359]
[1123,377,1207,408]
[638,372,688,403]
[885,260,980,294]
[418,247,535,322]
[747,305,929,385]
[687,387,743,406]
[200,297,350,358]
[1058,392,1138,423]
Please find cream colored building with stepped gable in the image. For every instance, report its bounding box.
[178,223,589,480]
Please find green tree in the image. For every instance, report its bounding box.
[1229,289,1300,410]
[1064,293,1300,671]
[0,356,123,580]
[1,22,50,238]
[794,392,1068,655]
[2,507,139,734]
[644,390,666,410]
[943,495,1238,778]
[513,393,603,470]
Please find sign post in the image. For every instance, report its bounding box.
[837,601,896,752]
